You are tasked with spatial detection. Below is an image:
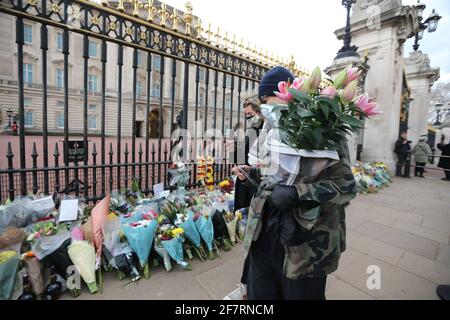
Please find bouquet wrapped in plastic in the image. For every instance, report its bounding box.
[159,226,192,271]
[168,162,191,189]
[175,209,206,262]
[249,67,381,186]
[67,239,98,294]
[28,219,72,279]
[0,195,55,233]
[0,251,20,300]
[21,251,47,298]
[102,213,140,282]
[122,212,158,279]
[192,206,217,260]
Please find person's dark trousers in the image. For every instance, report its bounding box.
[240,254,250,285]
[415,163,426,177]
[396,154,407,177]
[247,223,327,300]
[445,170,450,181]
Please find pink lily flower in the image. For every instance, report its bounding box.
[341,81,358,103]
[290,77,305,90]
[274,81,293,102]
[320,86,338,99]
[344,67,360,85]
[307,67,322,92]
[354,94,382,116]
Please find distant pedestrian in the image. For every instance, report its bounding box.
[394,131,411,177]
[412,136,432,178]
[437,136,450,181]
[12,121,18,136]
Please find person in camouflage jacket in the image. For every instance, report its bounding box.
[242,66,357,300]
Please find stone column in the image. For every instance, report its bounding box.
[405,50,440,145]
[331,0,419,171]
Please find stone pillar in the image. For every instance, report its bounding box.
[331,0,420,171]
[405,50,440,145]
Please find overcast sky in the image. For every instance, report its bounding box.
[162,0,450,84]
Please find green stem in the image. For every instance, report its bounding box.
[97,268,103,294]
[143,263,150,279]
[87,282,98,294]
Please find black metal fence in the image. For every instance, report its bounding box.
[0,0,292,202]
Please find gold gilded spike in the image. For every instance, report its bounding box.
[195,19,203,40]
[128,0,143,17]
[171,8,181,31]
[145,0,157,22]
[101,0,108,6]
[117,0,125,11]
[215,27,221,47]
[231,34,237,53]
[238,38,244,55]
[206,23,212,43]
[223,32,229,50]
[183,1,194,35]
[158,3,170,27]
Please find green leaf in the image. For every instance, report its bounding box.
[272,105,288,113]
[297,109,314,118]
[320,104,329,119]
[341,115,364,129]
[288,88,313,104]
[312,129,323,145]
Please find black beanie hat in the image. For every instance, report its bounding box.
[258,66,295,99]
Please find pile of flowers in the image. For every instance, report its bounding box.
[352,162,392,194]
[0,163,246,300]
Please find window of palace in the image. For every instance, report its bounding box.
[24,24,33,44]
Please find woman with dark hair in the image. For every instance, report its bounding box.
[224,98,263,300]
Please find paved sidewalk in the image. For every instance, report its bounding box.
[63,177,450,300]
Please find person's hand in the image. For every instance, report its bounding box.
[403,140,408,144]
[269,185,299,212]
[232,165,251,181]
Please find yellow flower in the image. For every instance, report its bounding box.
[219,180,230,187]
[235,210,243,221]
[172,228,184,237]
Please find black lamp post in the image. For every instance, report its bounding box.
[413,1,442,51]
[336,0,359,59]
[5,108,14,129]
[433,104,443,127]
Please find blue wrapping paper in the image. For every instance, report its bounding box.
[195,215,214,251]
[180,217,201,248]
[162,237,184,263]
[122,219,158,267]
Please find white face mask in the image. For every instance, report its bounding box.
[246,114,263,129]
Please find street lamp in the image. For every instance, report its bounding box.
[335,0,359,60]
[413,1,442,51]
[433,103,443,126]
[5,108,14,129]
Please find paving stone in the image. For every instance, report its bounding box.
[422,217,450,233]
[350,207,396,227]
[347,232,404,265]
[334,248,439,300]
[195,256,246,300]
[397,251,450,284]
[392,221,450,244]
[345,212,366,231]
[327,279,375,300]
[436,243,450,266]
[356,221,439,259]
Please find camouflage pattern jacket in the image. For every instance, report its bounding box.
[243,158,357,279]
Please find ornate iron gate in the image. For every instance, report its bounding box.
[0,0,300,202]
